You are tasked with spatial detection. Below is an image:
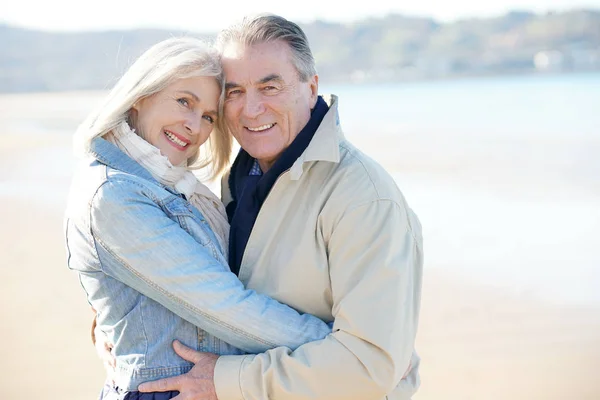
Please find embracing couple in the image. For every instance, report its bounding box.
[65,13,423,400]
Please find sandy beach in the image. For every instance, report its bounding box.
[1,83,600,399]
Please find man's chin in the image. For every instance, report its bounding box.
[243,144,278,160]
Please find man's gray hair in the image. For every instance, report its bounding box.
[215,14,317,81]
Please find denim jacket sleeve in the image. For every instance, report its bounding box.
[89,177,331,354]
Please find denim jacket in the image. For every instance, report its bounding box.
[64,137,331,391]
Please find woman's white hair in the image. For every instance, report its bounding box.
[74,36,232,179]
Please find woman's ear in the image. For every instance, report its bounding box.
[126,107,139,134]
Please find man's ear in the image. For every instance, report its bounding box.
[309,74,319,108]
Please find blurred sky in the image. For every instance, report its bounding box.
[2,0,600,33]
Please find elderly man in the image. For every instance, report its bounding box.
[140,14,423,400]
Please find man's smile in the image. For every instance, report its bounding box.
[246,123,276,132]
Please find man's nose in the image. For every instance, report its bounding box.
[243,91,265,119]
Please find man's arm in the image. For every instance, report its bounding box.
[211,199,423,399]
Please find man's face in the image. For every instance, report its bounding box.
[221,40,318,171]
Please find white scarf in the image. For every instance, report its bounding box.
[108,121,229,258]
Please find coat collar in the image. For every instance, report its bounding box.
[289,94,344,180]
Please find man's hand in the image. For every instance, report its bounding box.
[93,319,117,384]
[139,340,219,400]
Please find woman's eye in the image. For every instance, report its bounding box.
[203,115,214,124]
[177,98,189,107]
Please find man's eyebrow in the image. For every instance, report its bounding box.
[225,82,240,91]
[176,90,199,101]
[258,74,283,84]
[225,74,284,91]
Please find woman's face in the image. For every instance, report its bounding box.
[132,76,220,166]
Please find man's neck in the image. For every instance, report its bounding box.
[257,158,275,173]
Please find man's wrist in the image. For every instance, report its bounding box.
[214,354,254,400]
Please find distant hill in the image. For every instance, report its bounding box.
[1,9,599,93]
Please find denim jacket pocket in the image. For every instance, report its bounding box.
[162,196,220,260]
[162,195,196,217]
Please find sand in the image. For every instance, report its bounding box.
[1,132,599,400]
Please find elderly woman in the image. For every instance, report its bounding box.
[64,37,330,400]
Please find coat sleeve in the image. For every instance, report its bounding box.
[214,199,424,400]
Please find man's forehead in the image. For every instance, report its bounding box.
[221,40,292,63]
[222,41,297,84]
[220,42,247,61]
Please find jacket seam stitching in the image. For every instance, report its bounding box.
[102,175,165,204]
[339,141,381,198]
[336,199,419,243]
[335,143,420,243]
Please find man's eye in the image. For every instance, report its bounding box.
[263,86,277,91]
[177,98,189,107]
[227,89,242,97]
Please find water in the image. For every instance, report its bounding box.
[322,72,600,137]
[1,73,599,306]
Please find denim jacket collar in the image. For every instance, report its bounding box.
[89,137,182,197]
[89,137,155,181]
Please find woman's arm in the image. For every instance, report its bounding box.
[83,178,330,354]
